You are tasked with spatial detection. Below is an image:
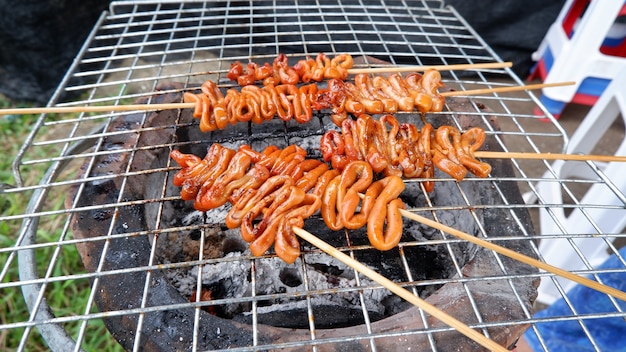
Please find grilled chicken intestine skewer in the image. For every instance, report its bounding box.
[170,144,405,263]
[227,53,354,86]
[320,161,406,251]
[321,114,492,192]
[319,70,444,125]
[183,69,445,131]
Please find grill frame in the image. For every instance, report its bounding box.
[2,1,625,351]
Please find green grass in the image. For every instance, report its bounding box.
[0,95,124,352]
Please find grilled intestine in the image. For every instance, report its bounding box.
[183,69,445,131]
[318,70,444,125]
[226,53,354,86]
[171,144,405,263]
[321,114,491,192]
[170,117,491,263]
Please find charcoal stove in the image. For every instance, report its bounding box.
[60,81,538,351]
[3,1,625,352]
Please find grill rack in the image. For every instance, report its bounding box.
[2,1,625,351]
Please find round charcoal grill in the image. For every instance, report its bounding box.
[3,1,625,352]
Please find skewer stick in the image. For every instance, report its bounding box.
[474,151,626,163]
[1,61,512,115]
[0,103,197,116]
[347,61,512,74]
[441,81,575,97]
[292,226,508,352]
[400,209,626,302]
[0,81,573,116]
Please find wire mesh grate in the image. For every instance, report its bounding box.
[2,1,625,351]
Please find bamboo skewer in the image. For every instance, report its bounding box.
[292,226,508,352]
[352,190,626,302]
[474,151,626,163]
[440,81,575,97]
[0,103,196,116]
[399,209,626,303]
[1,62,512,116]
[0,82,573,117]
[347,61,512,74]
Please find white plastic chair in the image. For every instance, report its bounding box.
[531,0,626,117]
[534,68,626,304]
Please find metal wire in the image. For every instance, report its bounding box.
[2,1,625,351]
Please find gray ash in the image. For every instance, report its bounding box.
[153,216,456,329]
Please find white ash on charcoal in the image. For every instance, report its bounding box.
[150,198,457,329]
[187,252,392,328]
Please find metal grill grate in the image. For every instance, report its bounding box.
[2,1,625,351]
